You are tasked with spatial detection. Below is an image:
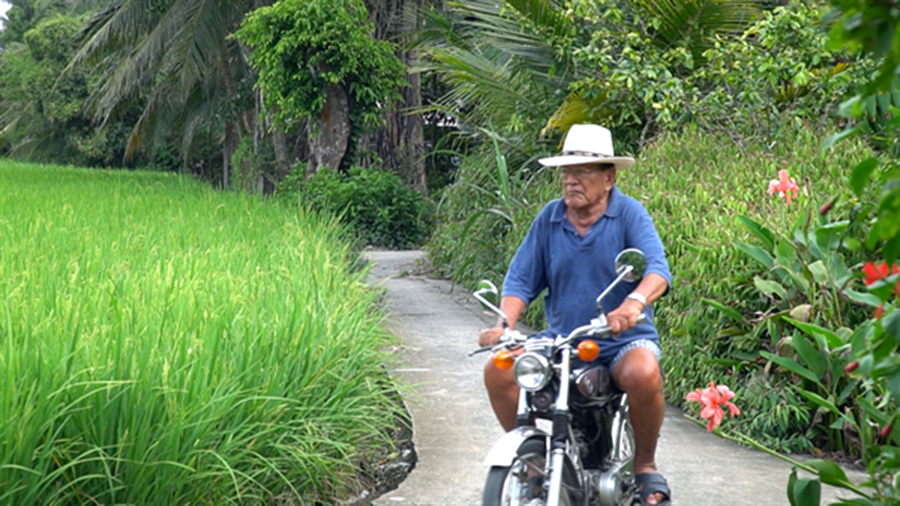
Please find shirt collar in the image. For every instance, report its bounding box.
[550,186,622,223]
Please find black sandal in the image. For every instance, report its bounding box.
[635,472,671,505]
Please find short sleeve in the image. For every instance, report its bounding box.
[502,208,550,304]
[622,200,672,294]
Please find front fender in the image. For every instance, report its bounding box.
[484,426,549,467]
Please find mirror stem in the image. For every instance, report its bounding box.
[595,265,633,316]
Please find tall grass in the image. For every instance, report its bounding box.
[0,161,400,503]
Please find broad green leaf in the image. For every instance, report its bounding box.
[808,260,828,284]
[857,397,891,426]
[787,469,821,506]
[850,157,878,198]
[843,288,881,307]
[796,389,839,416]
[737,215,774,250]
[784,317,844,350]
[775,266,811,293]
[804,459,854,489]
[883,309,900,345]
[836,376,858,406]
[814,221,848,254]
[776,237,798,266]
[701,298,745,323]
[791,333,826,377]
[734,242,774,269]
[888,371,900,401]
[761,351,823,386]
[755,277,787,299]
[823,124,861,151]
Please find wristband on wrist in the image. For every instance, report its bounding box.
[626,292,648,311]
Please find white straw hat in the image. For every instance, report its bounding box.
[538,124,634,170]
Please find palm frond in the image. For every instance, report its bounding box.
[627,0,761,59]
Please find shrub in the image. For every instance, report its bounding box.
[279,166,432,249]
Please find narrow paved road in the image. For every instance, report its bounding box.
[367,251,864,506]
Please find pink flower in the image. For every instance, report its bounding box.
[686,382,742,432]
[768,170,800,205]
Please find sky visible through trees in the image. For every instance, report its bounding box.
[0,2,9,28]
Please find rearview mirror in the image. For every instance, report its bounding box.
[475,279,500,310]
[614,248,647,283]
[473,279,507,323]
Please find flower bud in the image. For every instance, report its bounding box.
[844,361,859,374]
[819,200,833,216]
[879,424,893,439]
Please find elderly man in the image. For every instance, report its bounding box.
[478,124,672,505]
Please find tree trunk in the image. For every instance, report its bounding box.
[308,84,351,176]
[272,124,291,178]
[365,0,427,195]
[220,46,242,189]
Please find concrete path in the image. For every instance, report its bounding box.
[366,250,866,506]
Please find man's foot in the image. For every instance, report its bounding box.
[635,472,670,505]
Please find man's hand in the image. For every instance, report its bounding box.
[607,299,645,335]
[479,326,504,347]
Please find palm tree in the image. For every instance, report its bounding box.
[418,0,762,149]
[66,0,259,187]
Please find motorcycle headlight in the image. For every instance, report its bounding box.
[514,353,551,391]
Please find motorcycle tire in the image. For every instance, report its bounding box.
[482,437,575,506]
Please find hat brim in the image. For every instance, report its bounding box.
[537,155,634,170]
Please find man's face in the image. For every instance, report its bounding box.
[561,163,616,212]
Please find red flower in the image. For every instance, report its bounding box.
[686,382,742,432]
[768,170,800,205]
[862,262,899,286]
[863,261,900,296]
[875,304,885,319]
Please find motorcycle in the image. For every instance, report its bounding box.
[471,248,649,506]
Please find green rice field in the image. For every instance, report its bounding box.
[0,161,400,504]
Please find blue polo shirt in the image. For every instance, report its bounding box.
[502,186,671,343]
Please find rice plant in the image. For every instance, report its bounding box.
[0,161,400,504]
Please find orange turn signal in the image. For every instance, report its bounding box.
[577,340,600,362]
[493,349,515,370]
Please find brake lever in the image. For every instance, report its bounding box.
[468,345,495,357]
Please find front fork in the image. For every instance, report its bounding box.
[548,347,574,506]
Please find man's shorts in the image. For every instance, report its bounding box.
[532,330,661,374]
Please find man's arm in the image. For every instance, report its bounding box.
[607,273,669,335]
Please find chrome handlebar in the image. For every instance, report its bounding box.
[469,313,646,357]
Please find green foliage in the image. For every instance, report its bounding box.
[0,161,403,503]
[0,14,132,166]
[237,0,406,129]
[279,166,432,249]
[725,375,815,454]
[707,212,879,459]
[631,127,875,423]
[553,2,872,148]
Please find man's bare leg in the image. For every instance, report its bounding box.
[612,347,667,505]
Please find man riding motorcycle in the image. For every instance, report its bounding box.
[478,124,672,505]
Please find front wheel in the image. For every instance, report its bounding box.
[482,438,574,506]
